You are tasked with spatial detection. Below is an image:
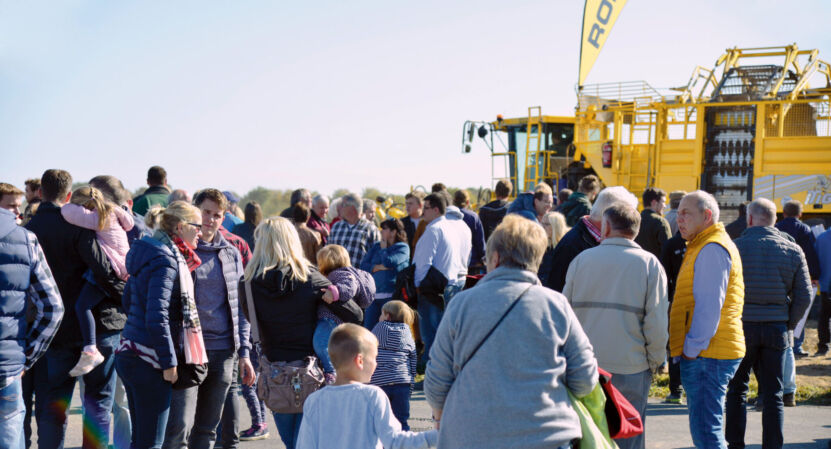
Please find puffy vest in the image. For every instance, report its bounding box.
[669,222,745,359]
[0,224,33,377]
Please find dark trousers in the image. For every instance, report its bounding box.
[22,358,40,448]
[76,282,106,348]
[818,291,831,353]
[35,331,120,449]
[380,383,411,431]
[726,322,788,449]
[668,355,682,395]
[116,351,172,449]
[163,349,236,449]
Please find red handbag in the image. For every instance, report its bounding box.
[598,368,644,439]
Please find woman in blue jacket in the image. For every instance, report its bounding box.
[115,201,204,449]
[361,218,410,329]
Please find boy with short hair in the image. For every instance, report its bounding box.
[296,323,437,449]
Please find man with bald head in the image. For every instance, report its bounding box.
[670,190,745,449]
[725,198,812,448]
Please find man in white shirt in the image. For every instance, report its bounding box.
[412,193,471,365]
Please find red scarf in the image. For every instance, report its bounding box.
[173,235,202,272]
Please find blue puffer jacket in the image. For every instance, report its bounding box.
[506,192,538,222]
[121,236,184,369]
[0,212,33,377]
[360,242,410,294]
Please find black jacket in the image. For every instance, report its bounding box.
[725,215,747,240]
[478,199,508,241]
[417,266,449,310]
[241,266,330,363]
[659,232,687,302]
[541,219,599,292]
[537,246,556,287]
[401,216,418,255]
[25,202,126,347]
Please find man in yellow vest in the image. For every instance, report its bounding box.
[670,191,745,449]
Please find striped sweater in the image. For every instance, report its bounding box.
[370,321,416,387]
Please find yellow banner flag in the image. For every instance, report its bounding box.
[579,0,627,86]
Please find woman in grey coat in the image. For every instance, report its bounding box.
[424,215,598,449]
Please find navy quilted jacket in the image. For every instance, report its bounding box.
[121,236,184,369]
[734,226,813,328]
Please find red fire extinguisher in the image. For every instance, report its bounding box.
[602,141,613,168]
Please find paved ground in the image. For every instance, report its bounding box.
[34,386,831,448]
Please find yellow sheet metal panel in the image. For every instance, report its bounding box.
[759,137,831,175]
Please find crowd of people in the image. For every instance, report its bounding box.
[0,165,829,449]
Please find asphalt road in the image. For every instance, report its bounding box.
[33,386,831,448]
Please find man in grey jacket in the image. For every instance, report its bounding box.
[564,203,668,449]
[725,198,812,449]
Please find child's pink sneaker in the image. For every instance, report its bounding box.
[69,348,105,377]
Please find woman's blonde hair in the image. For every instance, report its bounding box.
[381,300,413,326]
[486,215,548,272]
[316,244,351,276]
[144,201,201,234]
[544,211,569,247]
[70,186,113,231]
[244,216,311,283]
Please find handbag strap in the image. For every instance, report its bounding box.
[457,283,534,375]
[244,280,261,345]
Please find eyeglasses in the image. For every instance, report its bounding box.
[187,222,203,229]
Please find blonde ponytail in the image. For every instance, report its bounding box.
[70,186,114,230]
[145,205,165,230]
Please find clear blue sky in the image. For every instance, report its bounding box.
[2,0,830,196]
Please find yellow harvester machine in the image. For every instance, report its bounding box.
[464,44,831,221]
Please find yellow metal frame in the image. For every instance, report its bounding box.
[482,45,831,215]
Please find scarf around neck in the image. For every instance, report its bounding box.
[155,230,208,365]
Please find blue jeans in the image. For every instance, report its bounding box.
[216,361,240,449]
[0,376,25,449]
[380,383,411,431]
[782,346,796,394]
[725,322,787,449]
[313,318,339,374]
[36,331,119,449]
[273,412,302,449]
[417,299,442,365]
[680,356,741,449]
[116,352,172,449]
[609,370,651,449]
[241,348,266,427]
[364,295,394,331]
[418,280,465,364]
[163,349,236,449]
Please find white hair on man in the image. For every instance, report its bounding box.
[685,190,721,223]
[340,193,362,213]
[363,199,375,213]
[589,186,640,221]
[747,198,777,227]
[313,194,329,206]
